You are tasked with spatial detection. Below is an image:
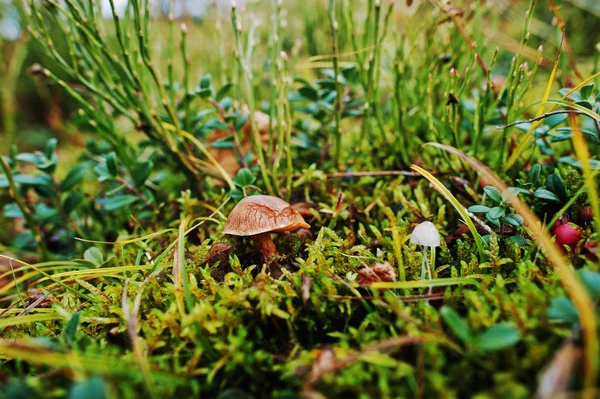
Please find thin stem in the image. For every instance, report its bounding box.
[231,4,275,195]
[0,156,49,260]
[328,0,343,168]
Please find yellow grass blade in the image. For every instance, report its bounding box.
[410,164,486,261]
[505,36,563,170]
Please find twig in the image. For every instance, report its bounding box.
[496,110,584,130]
[286,169,451,179]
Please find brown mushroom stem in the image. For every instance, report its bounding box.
[252,232,279,261]
[252,232,283,277]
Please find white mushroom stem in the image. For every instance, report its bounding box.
[252,232,279,261]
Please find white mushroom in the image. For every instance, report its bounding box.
[410,221,441,247]
[410,221,441,283]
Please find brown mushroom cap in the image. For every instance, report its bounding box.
[223,195,310,236]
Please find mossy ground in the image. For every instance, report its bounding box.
[1,1,599,398]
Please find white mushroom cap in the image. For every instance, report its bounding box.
[410,221,441,247]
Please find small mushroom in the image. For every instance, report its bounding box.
[223,195,310,273]
[410,221,441,282]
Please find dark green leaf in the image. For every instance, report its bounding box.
[103,195,138,211]
[4,381,40,399]
[196,88,212,99]
[132,161,153,187]
[60,165,87,191]
[216,83,233,101]
[63,192,83,214]
[64,312,80,342]
[440,306,472,343]
[546,174,567,202]
[200,74,212,89]
[475,324,521,352]
[298,85,319,102]
[106,152,118,176]
[580,83,594,99]
[528,164,541,184]
[576,100,593,110]
[507,235,528,246]
[534,188,561,203]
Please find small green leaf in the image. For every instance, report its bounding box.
[527,164,541,184]
[68,376,106,399]
[228,188,244,200]
[440,306,472,344]
[106,152,118,176]
[63,192,83,214]
[545,174,567,202]
[547,297,579,324]
[502,213,524,227]
[507,235,528,246]
[234,115,249,131]
[203,119,229,131]
[475,324,521,352]
[45,138,57,159]
[299,85,319,102]
[14,174,52,186]
[15,153,43,164]
[60,165,87,191]
[132,161,153,187]
[3,203,24,218]
[64,312,80,342]
[216,83,233,101]
[486,213,500,227]
[468,205,491,213]
[577,268,600,300]
[534,188,561,202]
[103,195,138,211]
[580,83,594,99]
[200,73,212,89]
[488,206,505,219]
[211,137,237,150]
[84,247,104,266]
[483,186,502,203]
[233,168,256,187]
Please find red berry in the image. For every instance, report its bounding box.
[554,223,581,248]
[551,214,570,233]
[578,206,593,224]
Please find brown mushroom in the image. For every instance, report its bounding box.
[223,195,310,271]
